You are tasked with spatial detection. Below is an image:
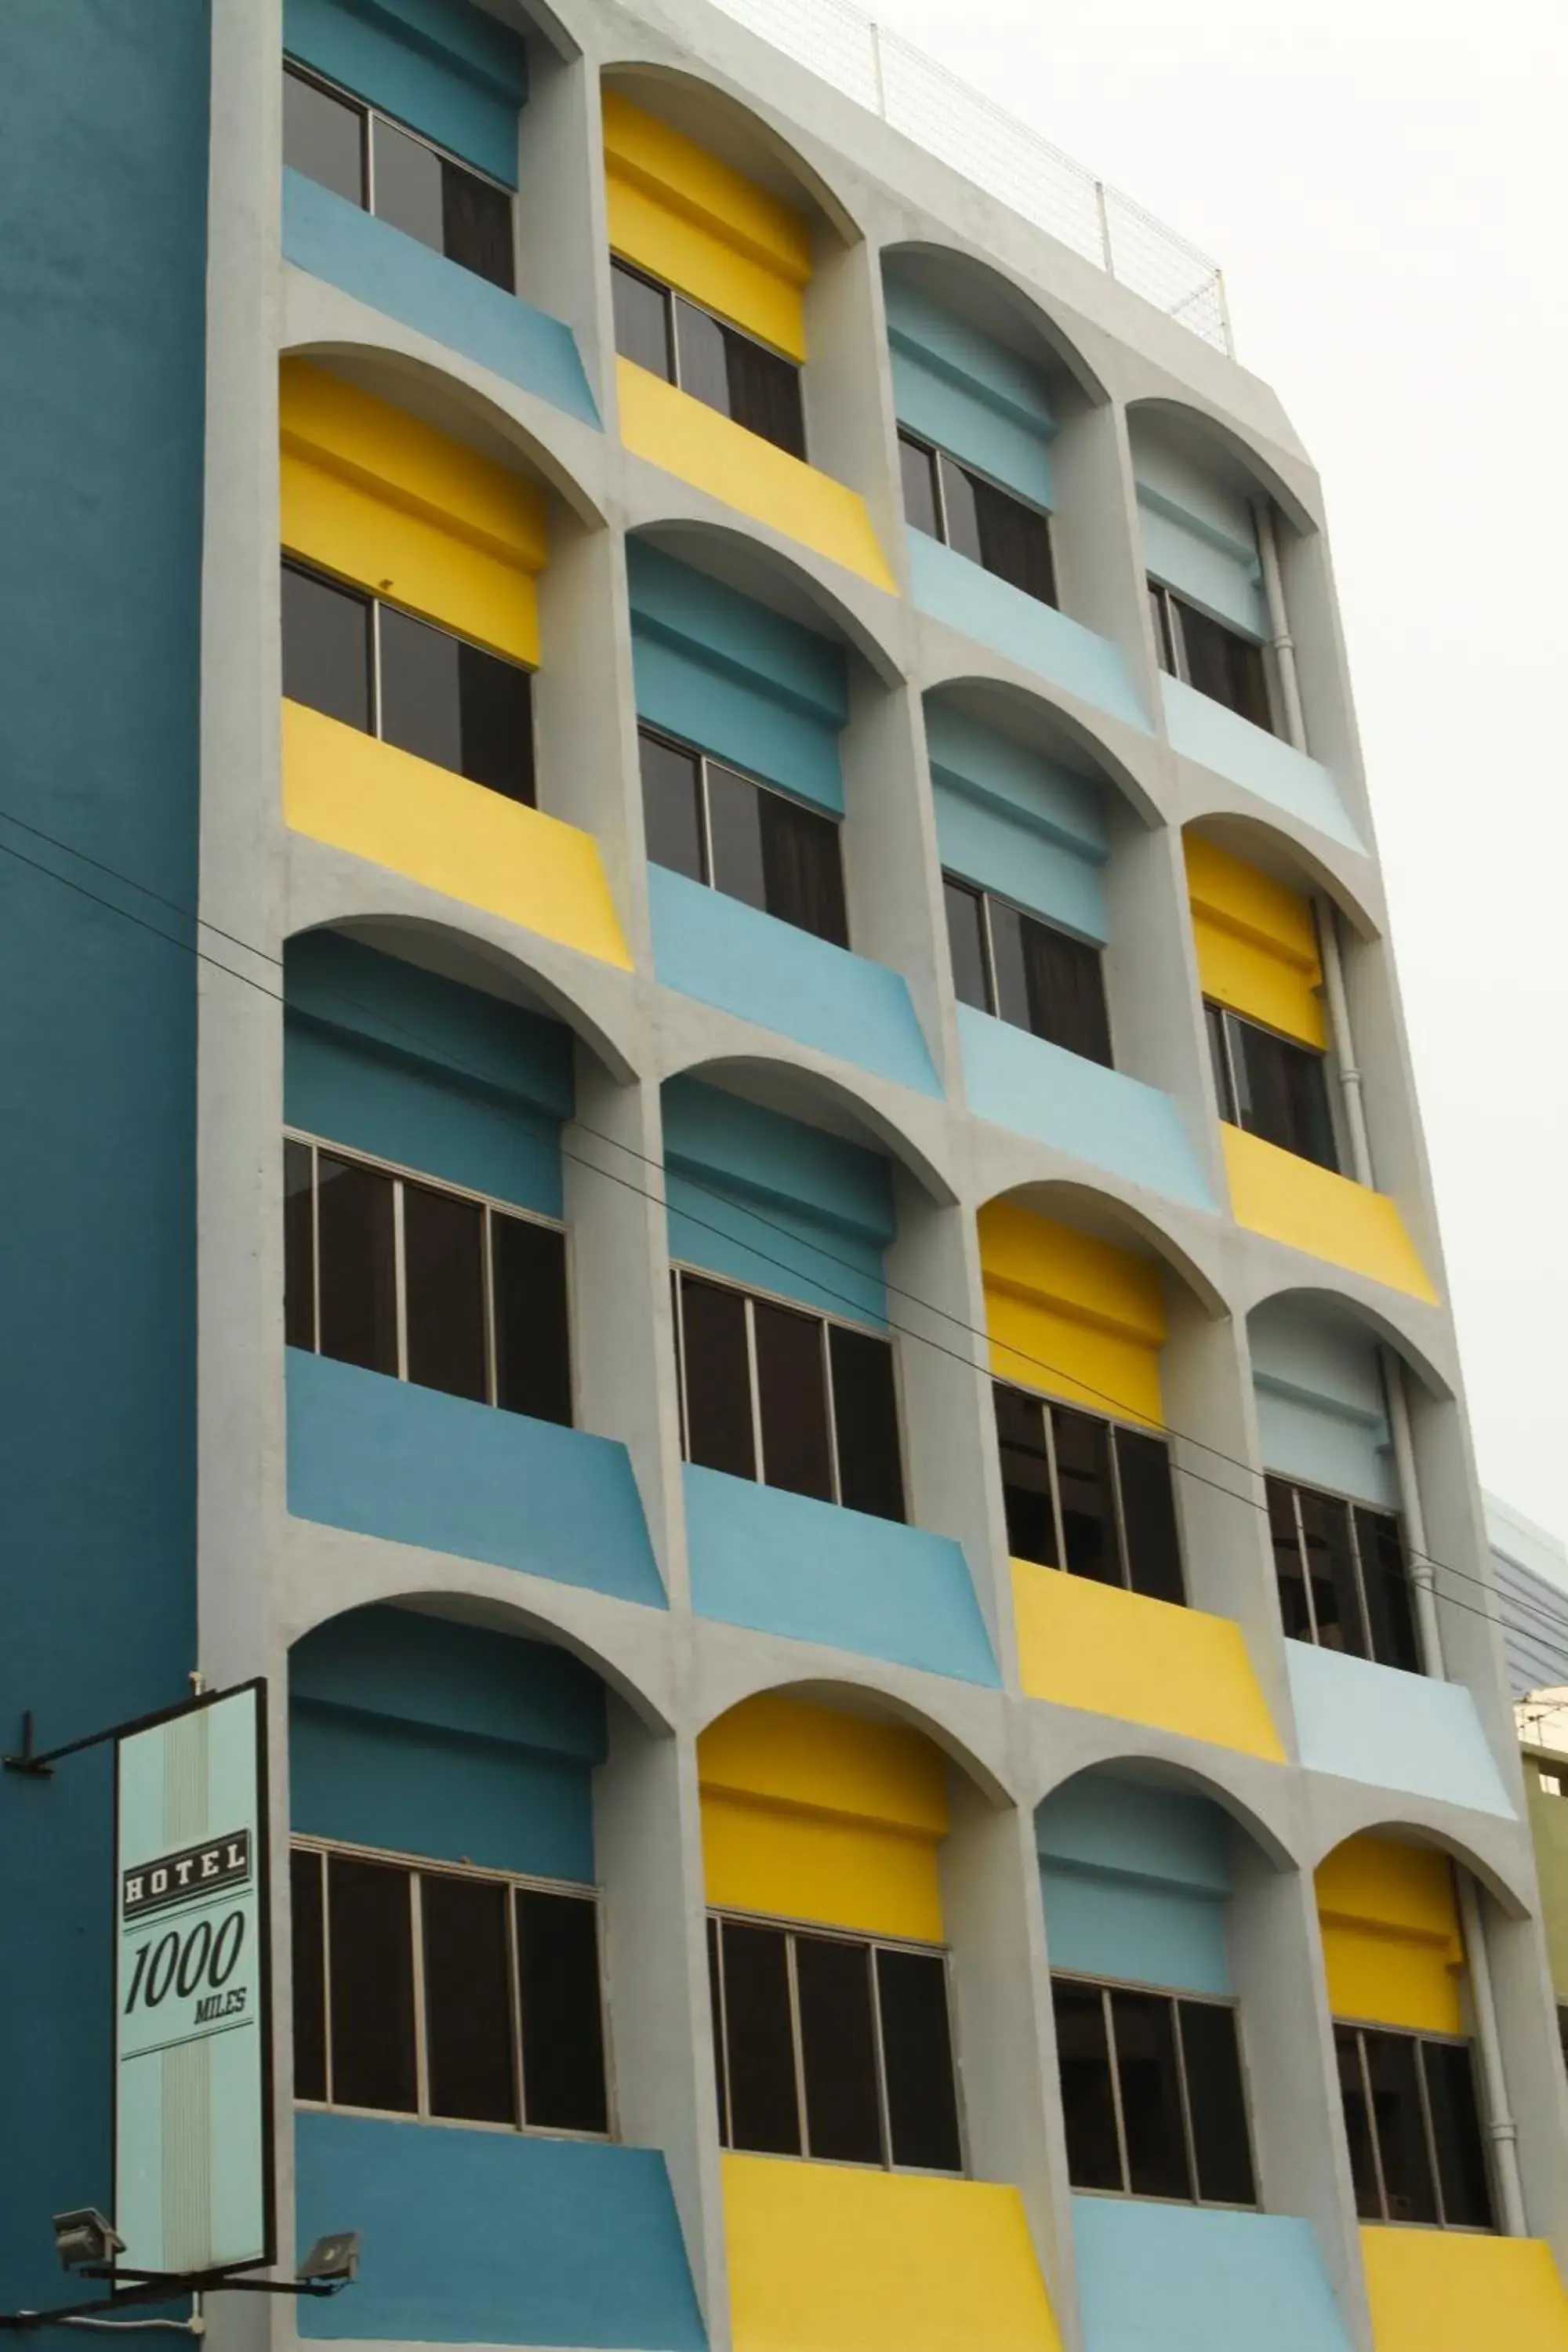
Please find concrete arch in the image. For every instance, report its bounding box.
[695,1671,1014,1809]
[980,1171,1230,1323]
[283,912,641,1087]
[1181,811,1382,942]
[279,337,609,529]
[1127,393,1319,539]
[1031,1749,1298,1873]
[660,1048,956,1207]
[1308,1814,1533,1922]
[626,515,906,686]
[922,672,1162,829]
[1245,1280,1454,1405]
[880,237,1110,405]
[598,60,869,247]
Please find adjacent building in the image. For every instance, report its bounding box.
[5,1,1567,2348]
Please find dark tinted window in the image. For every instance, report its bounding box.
[724,328,807,459]
[1053,1406,1120,1585]
[284,1138,316,1351]
[754,1298,833,1504]
[706,761,768,913]
[680,1275,757,1479]
[1231,1015,1337,1170]
[1053,1980,1121,2191]
[944,879,990,1011]
[1363,2028,1439,2225]
[458,639,534,804]
[796,1934,883,2164]
[441,158,513,290]
[283,67,363,205]
[402,1182,486,1403]
[1269,1479,1316,1642]
[516,1888,609,2134]
[493,1214,572,1426]
[327,1856,417,2113]
[315,1153,397,1375]
[1116,1428,1185,1605]
[1205,1000,1236,1120]
[877,1947,962,2172]
[673,297,731,416]
[1357,1506,1420,1674]
[898,432,941,538]
[971,473,1056,604]
[1112,1988,1189,2199]
[379,605,533,804]
[1177,597,1271,728]
[1423,2039,1493,2228]
[281,561,371,730]
[717,1921,800,2155]
[759,789,848,946]
[1297,1486,1368,1659]
[1179,1998,1254,2204]
[986,898,1032,1031]
[370,114,446,253]
[611,259,673,379]
[1022,916,1112,1065]
[830,1325,905,1523]
[422,1872,516,2124]
[639,730,705,883]
[290,1849,327,2101]
[1335,2027,1381,2220]
[995,1385,1057,1567]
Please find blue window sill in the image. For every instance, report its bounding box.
[1072,2198,1355,2352]
[1160,674,1363,850]
[908,531,1148,732]
[282,167,600,427]
[1286,1639,1515,1817]
[286,1348,665,1606]
[684,1462,999,1684]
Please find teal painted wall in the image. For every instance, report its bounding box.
[924,695,1109,942]
[1037,1775,1234,1995]
[0,0,209,2307]
[908,529,1148,732]
[1072,2199,1354,2352]
[1247,1295,1396,1508]
[661,1076,895,1326]
[291,1603,606,1880]
[883,266,1056,508]
[1160,673,1363,849]
[1131,420,1267,641]
[627,539,849,811]
[284,0,528,183]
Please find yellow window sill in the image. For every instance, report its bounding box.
[1221,1124,1437,1302]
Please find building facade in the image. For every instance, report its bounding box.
[4,0,1568,2347]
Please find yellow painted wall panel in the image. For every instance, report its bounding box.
[603,91,811,358]
[283,699,633,969]
[1361,2228,1568,2352]
[1222,1126,1438,1303]
[1011,1560,1286,1761]
[724,2154,1065,2352]
[616,359,896,593]
[978,1199,1166,1428]
[1185,832,1326,1048]
[699,1695,948,1942]
[1316,1835,1465,2034]
[280,359,546,662]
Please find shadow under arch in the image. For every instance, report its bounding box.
[1309,1814,1530,1922]
[1182,810,1381,942]
[662,1047,956,1207]
[1033,1749,1298,1874]
[1127,392,1316,539]
[285,913,640,1087]
[280,338,608,529]
[923,670,1163,829]
[983,1172,1229,1323]
[286,1586,674,1738]
[881,236,1110,407]
[1246,1279,1454,1405]
[626,515,904,686]
[697,1672,1013,1809]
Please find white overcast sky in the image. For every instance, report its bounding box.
[862,0,1568,1539]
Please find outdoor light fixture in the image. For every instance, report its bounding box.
[51,2212,124,2274]
[298,2234,360,2288]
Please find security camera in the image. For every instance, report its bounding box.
[52,2210,125,2274]
[298,2232,360,2287]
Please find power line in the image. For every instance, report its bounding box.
[5,808,1559,1673]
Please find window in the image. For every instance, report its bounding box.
[1541,1773,1564,1798]
[898,430,1056,606]
[1267,1475,1420,1673]
[1334,2024,1493,2230]
[673,1270,903,1522]
[285,1134,572,1425]
[291,1842,609,2134]
[1205,1000,1337,1171]
[709,1913,961,2172]
[943,876,1111,1065]
[1052,1976,1255,2206]
[281,558,535,804]
[638,727,848,947]
[611,258,805,459]
[282,63,514,289]
[994,1383,1183,1604]
[1149,581,1271,730]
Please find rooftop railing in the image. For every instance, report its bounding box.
[705,0,1234,357]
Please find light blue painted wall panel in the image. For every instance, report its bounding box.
[283,171,599,423]
[925,696,1108,938]
[662,1076,894,1325]
[685,1465,1000,1685]
[1287,1641,1515,1816]
[909,529,1148,731]
[884,270,1055,505]
[1161,674,1364,849]
[934,790,1106,940]
[285,931,570,1217]
[959,1005,1214,1210]
[649,866,940,1098]
[1072,2198,1355,2352]
[296,2112,707,2347]
[285,0,528,183]
[1038,1775,1232,1994]
[286,1348,668,1605]
[628,540,847,810]
[1249,1297,1395,1508]
[1140,495,1266,638]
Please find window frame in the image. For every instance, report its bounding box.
[282,58,517,280]
[895,426,1056,604]
[1148,577,1273,731]
[1265,1470,1416,1670]
[1204,997,1339,1172]
[609,256,807,456]
[290,1833,615,2141]
[285,1128,573,1421]
[637,722,849,946]
[708,1903,966,2177]
[1334,2017,1496,2233]
[1051,1969,1258,2211]
[672,1262,904,1518]
[942,870,1112,1063]
[993,1380,1184,1604]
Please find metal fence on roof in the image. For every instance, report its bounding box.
[705,0,1234,357]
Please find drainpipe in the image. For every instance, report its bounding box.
[1252,496,1307,753]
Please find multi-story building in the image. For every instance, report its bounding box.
[5,0,1567,2347]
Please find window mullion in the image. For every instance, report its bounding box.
[1170,2001,1205,2204]
[318,1849,335,2104]
[1357,2033,1390,2223]
[370,597,385,742]
[1345,1505,1377,1667]
[979,893,1001,1018]
[361,104,376,215]
[408,1871,430,2119]
[393,1178,409,1382]
[1044,1404,1069,1573]
[667,286,683,391]
[1106,1425,1134,1593]
[1291,1484,1319,1646]
[309,1141,322,1355]
[785,1932,810,2158]
[713,1918,735,2150]
[866,1940,895,2170]
[506,1883,527,2130]
[1102,1987,1132,2195]
[745,1296,766,1486]
[482,1206,499,1407]
[1411,2038,1447,2229]
[699,755,717,889]
[931,446,950,549]
[1221,1011,1245,1129]
[820,1317,843,1506]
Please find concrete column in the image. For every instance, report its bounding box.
[513,44,615,425]
[1049,390,1160,724]
[1100,811,1228,1204]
